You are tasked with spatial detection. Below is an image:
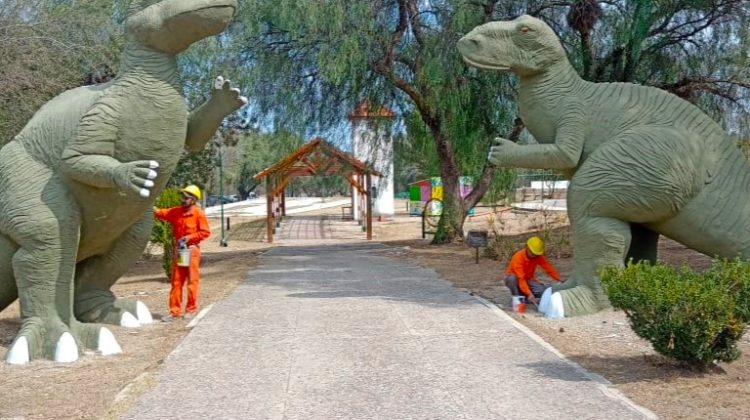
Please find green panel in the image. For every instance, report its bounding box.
[409,185,421,201]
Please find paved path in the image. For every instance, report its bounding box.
[274,216,365,243]
[123,244,654,420]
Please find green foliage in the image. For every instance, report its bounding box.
[151,188,182,279]
[601,260,750,369]
[170,141,217,190]
[0,0,123,145]
[227,0,513,241]
[234,130,303,194]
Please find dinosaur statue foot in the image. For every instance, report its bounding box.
[539,285,604,318]
[71,321,122,357]
[115,300,153,327]
[6,334,78,364]
[76,292,153,327]
[5,317,79,364]
[5,318,124,364]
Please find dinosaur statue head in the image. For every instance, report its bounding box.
[457,15,566,77]
[124,0,237,54]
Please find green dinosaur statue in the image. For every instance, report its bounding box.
[458,15,750,318]
[0,0,246,364]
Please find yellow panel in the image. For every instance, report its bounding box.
[432,185,443,200]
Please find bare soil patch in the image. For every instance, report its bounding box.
[0,247,261,420]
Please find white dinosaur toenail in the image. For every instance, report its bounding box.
[54,332,79,363]
[144,180,154,188]
[544,292,565,319]
[6,336,30,365]
[538,288,552,313]
[98,328,122,356]
[214,76,224,89]
[146,169,157,180]
[139,188,150,198]
[149,160,159,169]
[120,312,141,328]
[239,96,248,104]
[136,301,154,324]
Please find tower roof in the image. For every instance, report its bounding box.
[348,101,395,119]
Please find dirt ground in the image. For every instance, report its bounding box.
[0,246,262,420]
[1,200,749,419]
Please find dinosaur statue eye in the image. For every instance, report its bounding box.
[520,26,531,33]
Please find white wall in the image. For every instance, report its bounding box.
[351,119,394,218]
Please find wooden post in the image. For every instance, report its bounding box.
[359,174,365,225]
[281,189,286,216]
[266,177,273,243]
[366,171,373,240]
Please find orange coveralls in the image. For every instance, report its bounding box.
[505,249,561,298]
[154,205,211,317]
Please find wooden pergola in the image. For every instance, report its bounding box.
[253,137,381,243]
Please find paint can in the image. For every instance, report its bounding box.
[176,244,190,267]
[512,296,526,313]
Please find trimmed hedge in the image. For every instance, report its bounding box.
[600,259,750,369]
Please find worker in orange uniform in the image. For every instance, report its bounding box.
[504,236,562,306]
[154,185,211,322]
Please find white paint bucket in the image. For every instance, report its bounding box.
[176,246,190,267]
[511,296,526,313]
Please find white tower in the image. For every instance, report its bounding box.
[348,102,395,220]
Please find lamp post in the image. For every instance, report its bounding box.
[215,137,228,247]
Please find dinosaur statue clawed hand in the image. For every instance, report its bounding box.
[0,0,246,364]
[458,15,750,318]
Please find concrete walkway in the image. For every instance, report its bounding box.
[123,244,655,420]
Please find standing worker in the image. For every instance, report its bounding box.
[154,185,211,322]
[504,236,562,306]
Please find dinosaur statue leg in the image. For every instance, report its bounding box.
[75,212,154,327]
[541,128,686,317]
[4,187,121,364]
[1,146,121,364]
[0,233,19,311]
[546,214,631,317]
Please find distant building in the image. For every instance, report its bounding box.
[348,101,396,220]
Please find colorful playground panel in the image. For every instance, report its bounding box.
[409,177,474,216]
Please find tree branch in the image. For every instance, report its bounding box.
[463,117,525,208]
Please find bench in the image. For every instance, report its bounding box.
[341,205,353,220]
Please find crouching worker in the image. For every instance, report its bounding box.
[154,185,211,322]
[504,236,562,306]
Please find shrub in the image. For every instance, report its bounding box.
[600,260,750,370]
[150,188,182,279]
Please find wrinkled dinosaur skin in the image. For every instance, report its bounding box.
[0,0,246,363]
[458,15,750,317]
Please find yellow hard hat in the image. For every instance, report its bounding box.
[526,236,544,256]
[181,185,202,200]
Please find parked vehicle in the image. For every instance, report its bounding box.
[206,195,220,207]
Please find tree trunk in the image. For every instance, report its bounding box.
[431,130,464,243]
[430,119,524,244]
